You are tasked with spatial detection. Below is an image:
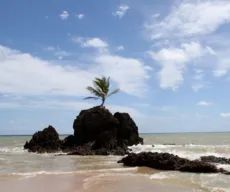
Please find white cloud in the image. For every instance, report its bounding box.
[196,101,213,106]
[116,45,124,51]
[44,46,71,59]
[220,113,230,118]
[193,69,204,80]
[213,57,230,77]
[113,4,130,19]
[73,37,108,49]
[77,14,84,19]
[94,55,152,97]
[0,99,142,118]
[149,42,206,90]
[192,82,210,92]
[60,11,69,20]
[145,0,230,39]
[0,46,93,96]
[0,45,150,98]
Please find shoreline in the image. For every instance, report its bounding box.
[0,168,203,192]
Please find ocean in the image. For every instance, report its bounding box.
[0,133,230,192]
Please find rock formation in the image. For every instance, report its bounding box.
[200,156,230,165]
[118,152,230,175]
[24,125,62,153]
[73,107,143,151]
[24,106,143,155]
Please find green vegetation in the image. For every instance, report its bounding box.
[84,76,120,107]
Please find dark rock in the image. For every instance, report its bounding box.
[118,152,229,174]
[61,135,76,152]
[179,161,218,173]
[201,156,230,165]
[72,106,143,152]
[114,112,143,146]
[24,106,143,155]
[24,125,62,153]
[73,106,119,146]
[68,145,95,156]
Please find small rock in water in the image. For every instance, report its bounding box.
[200,156,230,165]
[163,143,176,145]
[118,152,230,174]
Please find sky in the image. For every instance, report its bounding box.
[1,0,230,134]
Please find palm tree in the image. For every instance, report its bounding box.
[84,76,120,107]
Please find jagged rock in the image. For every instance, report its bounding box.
[118,152,230,174]
[61,135,76,152]
[200,156,230,165]
[68,145,95,156]
[24,106,143,155]
[73,106,143,151]
[178,161,218,173]
[24,125,62,153]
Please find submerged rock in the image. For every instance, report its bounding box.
[24,125,62,153]
[200,156,230,165]
[118,152,230,174]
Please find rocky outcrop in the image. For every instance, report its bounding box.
[201,156,230,165]
[24,106,143,155]
[118,152,230,174]
[24,125,62,153]
[72,106,143,154]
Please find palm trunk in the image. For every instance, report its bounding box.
[101,97,105,107]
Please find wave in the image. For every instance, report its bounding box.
[8,167,138,177]
[129,144,230,160]
[0,147,26,154]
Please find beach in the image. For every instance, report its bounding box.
[0,133,230,192]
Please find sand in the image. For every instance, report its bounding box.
[0,169,203,192]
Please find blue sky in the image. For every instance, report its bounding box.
[1,0,230,134]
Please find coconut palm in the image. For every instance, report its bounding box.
[84,76,120,107]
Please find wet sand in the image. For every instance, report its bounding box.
[0,168,206,192]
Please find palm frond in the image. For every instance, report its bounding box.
[84,96,100,100]
[94,76,109,95]
[86,86,103,97]
[93,80,104,94]
[107,88,120,98]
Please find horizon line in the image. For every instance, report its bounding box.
[0,131,229,136]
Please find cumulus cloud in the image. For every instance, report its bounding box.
[60,11,69,20]
[196,101,213,106]
[73,37,108,49]
[0,45,151,98]
[44,46,71,59]
[113,4,130,18]
[145,0,230,39]
[144,0,230,90]
[94,55,152,97]
[149,42,207,90]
